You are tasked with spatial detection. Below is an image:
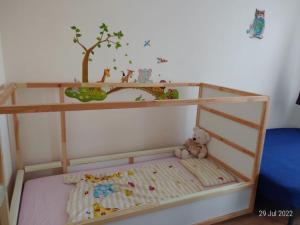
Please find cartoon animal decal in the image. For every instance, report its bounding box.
[159,80,167,90]
[247,9,265,39]
[157,57,168,63]
[121,70,134,83]
[138,69,153,83]
[99,68,110,82]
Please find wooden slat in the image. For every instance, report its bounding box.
[70,146,179,166]
[200,106,260,130]
[59,87,68,173]
[16,82,201,88]
[208,154,250,182]
[0,96,269,114]
[24,161,62,173]
[0,83,16,105]
[249,101,270,211]
[9,170,24,225]
[74,182,253,225]
[11,91,23,169]
[201,83,260,96]
[200,127,255,158]
[195,86,203,126]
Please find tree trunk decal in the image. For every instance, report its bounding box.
[71,23,123,83]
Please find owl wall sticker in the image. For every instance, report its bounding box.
[247,9,265,39]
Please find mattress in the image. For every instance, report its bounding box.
[257,128,300,209]
[18,157,237,225]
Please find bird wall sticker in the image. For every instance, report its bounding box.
[157,57,168,64]
[144,40,151,47]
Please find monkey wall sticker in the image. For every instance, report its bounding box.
[247,9,265,39]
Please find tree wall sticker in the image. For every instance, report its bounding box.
[66,22,179,102]
[71,23,123,82]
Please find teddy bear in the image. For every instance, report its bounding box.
[174,127,210,159]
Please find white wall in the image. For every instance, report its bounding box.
[0,0,299,165]
[0,33,13,186]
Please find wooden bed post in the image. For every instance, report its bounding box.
[0,140,10,225]
[195,84,203,126]
[11,91,23,169]
[59,87,68,173]
[0,146,4,185]
[249,100,270,211]
[0,191,10,225]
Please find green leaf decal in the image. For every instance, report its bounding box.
[114,31,124,39]
[100,23,108,32]
[115,42,121,49]
[71,26,77,30]
[76,33,82,37]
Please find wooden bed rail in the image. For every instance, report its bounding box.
[73,181,253,225]
[15,82,201,88]
[69,146,178,166]
[0,96,268,114]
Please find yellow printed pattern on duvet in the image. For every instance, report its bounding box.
[65,160,203,223]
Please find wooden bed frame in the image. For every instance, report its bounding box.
[0,82,269,225]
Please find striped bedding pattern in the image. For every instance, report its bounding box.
[180,158,237,187]
[65,160,203,223]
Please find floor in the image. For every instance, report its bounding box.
[217,213,299,225]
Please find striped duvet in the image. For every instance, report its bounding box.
[64,160,203,223]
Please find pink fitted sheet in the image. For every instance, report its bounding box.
[18,157,198,225]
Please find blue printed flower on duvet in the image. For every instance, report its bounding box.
[93,183,117,198]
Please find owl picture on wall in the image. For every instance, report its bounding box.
[247,9,265,39]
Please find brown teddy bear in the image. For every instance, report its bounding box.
[174,127,210,159]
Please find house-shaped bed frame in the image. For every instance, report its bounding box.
[0,82,269,225]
